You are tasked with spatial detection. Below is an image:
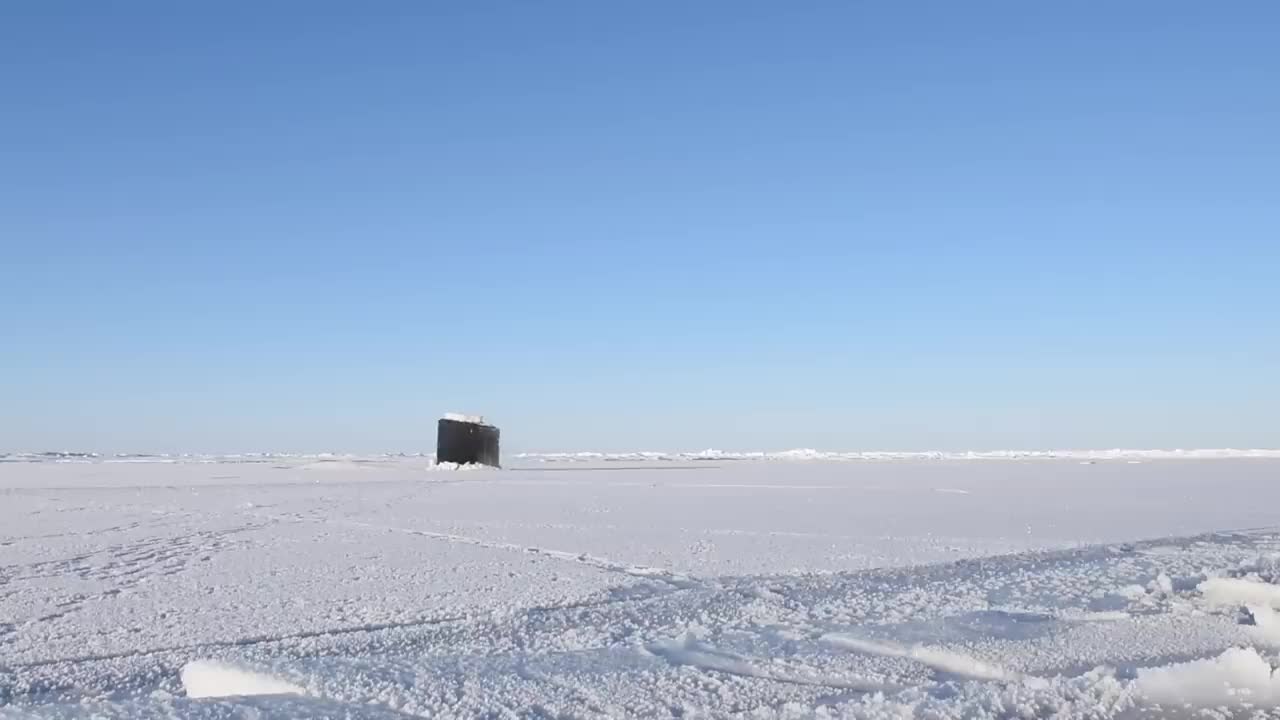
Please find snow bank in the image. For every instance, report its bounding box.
[180,660,304,699]
[7,447,1280,466]
[516,447,1280,463]
[1136,647,1280,708]
[2,452,439,467]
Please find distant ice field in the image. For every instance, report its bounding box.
[3,456,1280,718]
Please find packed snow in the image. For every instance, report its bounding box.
[3,455,1280,718]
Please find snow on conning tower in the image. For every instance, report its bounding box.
[436,413,501,467]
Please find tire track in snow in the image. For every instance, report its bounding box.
[259,510,703,590]
[514,663,626,717]
[9,581,678,672]
[10,503,702,672]
[9,612,472,670]
[77,499,699,592]
[647,633,900,693]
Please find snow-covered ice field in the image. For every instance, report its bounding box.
[3,454,1280,718]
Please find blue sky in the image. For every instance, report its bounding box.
[3,2,1277,453]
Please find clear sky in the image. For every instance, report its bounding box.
[3,2,1277,454]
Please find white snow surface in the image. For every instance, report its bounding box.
[3,457,1280,719]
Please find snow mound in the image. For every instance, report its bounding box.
[1136,646,1280,708]
[180,660,304,699]
[1199,577,1280,608]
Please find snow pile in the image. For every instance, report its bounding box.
[442,412,487,425]
[180,660,304,699]
[430,461,493,471]
[1136,647,1280,708]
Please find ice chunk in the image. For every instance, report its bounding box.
[180,660,304,699]
[1137,647,1280,707]
[1199,577,1280,608]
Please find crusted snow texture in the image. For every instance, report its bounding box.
[3,458,1280,719]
